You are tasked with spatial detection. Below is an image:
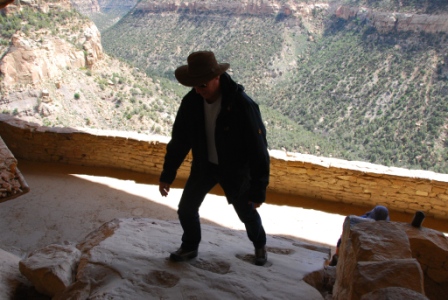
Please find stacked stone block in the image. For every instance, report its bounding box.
[0,115,447,220]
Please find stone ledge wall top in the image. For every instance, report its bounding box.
[1,114,448,220]
[270,150,448,184]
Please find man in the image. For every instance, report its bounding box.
[159,51,270,266]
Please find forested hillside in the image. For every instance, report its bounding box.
[2,0,447,173]
[0,2,182,137]
[271,18,448,171]
[101,0,448,172]
[102,1,347,158]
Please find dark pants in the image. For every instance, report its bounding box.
[178,163,266,251]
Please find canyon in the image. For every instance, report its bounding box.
[1,2,448,299]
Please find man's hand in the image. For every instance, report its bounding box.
[159,182,170,197]
[249,202,262,209]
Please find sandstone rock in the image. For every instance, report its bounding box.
[335,6,357,20]
[345,219,413,262]
[335,5,448,34]
[398,223,448,282]
[135,0,329,18]
[56,218,326,299]
[38,102,54,116]
[303,266,336,298]
[82,24,103,69]
[70,0,101,15]
[19,244,81,297]
[351,259,424,299]
[1,33,85,89]
[0,136,29,202]
[0,248,29,300]
[0,137,17,173]
[333,217,425,300]
[294,219,447,299]
[41,89,51,103]
[360,286,429,300]
[41,89,49,98]
[397,223,448,300]
[0,7,103,89]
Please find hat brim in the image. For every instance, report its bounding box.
[175,63,230,87]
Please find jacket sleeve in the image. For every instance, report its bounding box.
[159,98,192,184]
[242,95,270,203]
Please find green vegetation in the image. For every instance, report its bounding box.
[100,2,448,173]
[0,3,185,137]
[90,8,129,32]
[2,1,447,173]
[101,11,320,152]
[0,7,85,39]
[264,22,448,172]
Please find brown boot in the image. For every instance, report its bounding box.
[255,246,267,266]
[169,247,198,262]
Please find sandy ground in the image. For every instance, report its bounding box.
[1,159,448,259]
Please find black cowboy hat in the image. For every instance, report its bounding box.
[175,51,230,87]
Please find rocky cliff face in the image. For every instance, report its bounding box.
[1,1,103,92]
[97,0,137,12]
[96,0,448,34]
[0,0,179,137]
[1,22,102,90]
[69,0,100,15]
[132,0,328,18]
[59,1,448,37]
[8,0,73,12]
[69,0,138,15]
[68,0,448,37]
[335,5,448,33]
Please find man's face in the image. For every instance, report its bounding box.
[194,76,220,102]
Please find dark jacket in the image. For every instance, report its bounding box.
[160,73,270,203]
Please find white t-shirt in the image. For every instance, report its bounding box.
[203,96,222,164]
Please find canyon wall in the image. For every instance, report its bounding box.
[69,0,100,14]
[1,114,447,220]
[127,1,448,34]
[0,24,103,92]
[69,0,138,15]
[335,5,448,33]
[131,0,326,17]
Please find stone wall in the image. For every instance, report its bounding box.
[1,115,447,220]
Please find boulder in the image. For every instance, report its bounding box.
[360,286,429,300]
[19,244,81,297]
[398,223,448,300]
[0,136,29,202]
[351,259,424,299]
[333,216,425,300]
